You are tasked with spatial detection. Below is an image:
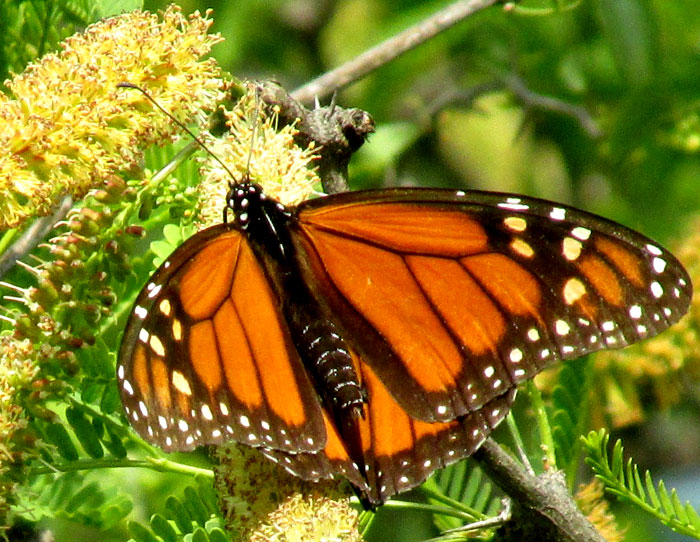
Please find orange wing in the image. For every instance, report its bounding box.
[292,189,691,425]
[117,184,691,506]
[262,353,515,506]
[117,225,325,452]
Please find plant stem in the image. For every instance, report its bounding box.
[291,0,501,104]
[473,439,605,542]
[30,457,214,479]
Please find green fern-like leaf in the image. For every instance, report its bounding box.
[549,357,591,483]
[0,0,107,87]
[33,395,137,468]
[423,460,502,534]
[127,483,231,542]
[17,471,132,530]
[583,429,700,540]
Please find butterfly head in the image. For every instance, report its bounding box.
[223,181,262,230]
[224,180,292,235]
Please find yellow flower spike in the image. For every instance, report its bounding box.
[214,444,361,542]
[0,5,227,229]
[575,479,625,542]
[199,87,322,227]
[0,335,40,531]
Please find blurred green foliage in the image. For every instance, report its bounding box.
[2,0,700,540]
[140,0,700,247]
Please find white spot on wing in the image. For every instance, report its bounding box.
[504,216,527,232]
[646,244,662,256]
[149,335,165,357]
[629,305,642,319]
[498,198,529,211]
[172,370,192,395]
[562,237,582,261]
[571,226,591,240]
[555,320,570,336]
[563,277,586,304]
[652,257,667,274]
[550,207,566,221]
[147,284,162,299]
[602,321,615,332]
[159,299,172,316]
[172,319,182,341]
[511,238,534,258]
[201,404,214,421]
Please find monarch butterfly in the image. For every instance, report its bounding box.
[117,180,691,506]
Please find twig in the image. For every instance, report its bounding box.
[426,77,602,139]
[498,72,603,139]
[473,439,605,542]
[444,498,511,534]
[0,196,73,279]
[291,0,501,105]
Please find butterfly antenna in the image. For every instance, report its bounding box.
[243,88,262,181]
[117,82,239,182]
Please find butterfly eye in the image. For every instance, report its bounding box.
[118,184,691,505]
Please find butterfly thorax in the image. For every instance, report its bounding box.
[226,182,292,262]
[226,182,366,421]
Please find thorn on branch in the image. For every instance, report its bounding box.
[257,81,375,194]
